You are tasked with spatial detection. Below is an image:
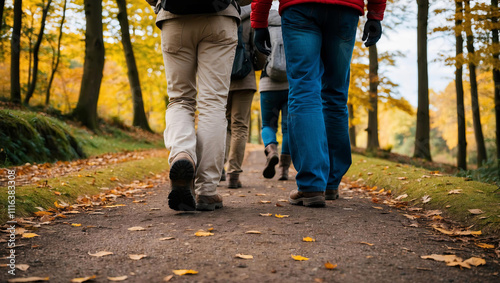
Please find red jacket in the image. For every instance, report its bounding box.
[251,0,387,29]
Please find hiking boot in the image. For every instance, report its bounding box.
[220,168,226,182]
[227,173,242,189]
[325,189,339,200]
[168,153,196,211]
[263,144,279,179]
[278,154,291,181]
[196,194,223,211]
[289,190,325,207]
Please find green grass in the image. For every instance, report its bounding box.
[347,154,500,235]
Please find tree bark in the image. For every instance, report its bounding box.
[414,0,432,161]
[464,0,487,167]
[46,0,67,106]
[116,0,151,131]
[367,44,380,151]
[348,103,356,147]
[10,0,22,104]
[73,0,105,131]
[492,0,500,165]
[455,0,467,170]
[24,0,53,105]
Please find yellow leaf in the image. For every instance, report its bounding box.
[7,277,50,282]
[255,193,267,196]
[107,276,128,281]
[259,200,271,204]
[291,254,309,261]
[88,251,113,257]
[475,243,495,249]
[446,261,471,269]
[208,227,214,231]
[360,242,374,246]
[324,262,337,270]
[104,204,126,208]
[70,275,96,283]
[194,231,214,237]
[54,191,61,196]
[129,254,147,260]
[245,231,261,234]
[159,237,175,241]
[463,257,486,266]
[275,214,289,218]
[128,226,146,231]
[259,213,272,217]
[378,188,385,194]
[22,233,40,238]
[71,223,82,227]
[110,177,119,181]
[172,269,198,276]
[54,201,69,209]
[302,237,316,242]
[235,254,254,259]
[421,254,463,263]
[163,275,174,282]
[34,211,53,217]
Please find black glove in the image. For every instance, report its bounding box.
[254,28,272,56]
[362,19,382,47]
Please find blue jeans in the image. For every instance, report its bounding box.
[260,89,289,154]
[281,3,358,192]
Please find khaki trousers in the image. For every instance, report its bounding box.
[225,89,255,175]
[161,16,237,196]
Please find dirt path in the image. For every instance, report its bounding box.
[1,146,499,282]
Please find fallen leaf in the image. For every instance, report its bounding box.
[302,237,316,242]
[54,191,61,196]
[88,251,113,257]
[235,254,254,259]
[128,226,146,231]
[278,199,288,202]
[403,214,418,220]
[259,200,271,204]
[71,223,82,227]
[159,237,175,241]
[463,257,486,266]
[107,276,128,281]
[395,194,408,200]
[163,275,174,282]
[110,177,119,181]
[34,211,53,217]
[446,261,471,269]
[360,242,374,246]
[7,277,49,282]
[104,204,126,208]
[422,195,431,204]
[397,177,408,180]
[448,189,462,195]
[291,254,309,261]
[16,264,30,271]
[275,214,289,218]
[22,233,39,238]
[424,210,442,217]
[255,193,267,196]
[54,201,69,209]
[324,262,337,270]
[70,275,96,283]
[194,231,214,237]
[421,254,463,263]
[372,206,383,210]
[260,213,272,217]
[475,243,495,249]
[432,225,481,236]
[172,269,198,276]
[245,231,261,234]
[129,254,147,260]
[468,209,484,215]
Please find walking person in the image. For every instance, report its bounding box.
[259,9,291,181]
[146,0,240,211]
[251,0,386,207]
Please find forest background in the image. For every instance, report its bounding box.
[0,0,499,178]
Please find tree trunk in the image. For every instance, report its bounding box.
[414,0,432,161]
[0,0,5,31]
[464,0,487,167]
[455,0,467,170]
[116,0,151,132]
[24,0,53,105]
[348,103,356,147]
[367,44,380,151]
[492,0,500,166]
[10,0,22,104]
[46,0,67,106]
[73,0,105,131]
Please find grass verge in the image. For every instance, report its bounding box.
[347,154,500,235]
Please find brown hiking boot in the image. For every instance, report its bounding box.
[325,189,339,200]
[227,173,242,189]
[289,190,325,207]
[263,144,279,179]
[278,154,291,181]
[168,153,196,211]
[196,194,223,211]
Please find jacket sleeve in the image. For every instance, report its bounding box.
[367,0,387,21]
[250,0,273,29]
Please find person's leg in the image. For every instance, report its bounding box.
[196,15,237,200]
[260,90,280,147]
[223,91,235,181]
[281,3,328,194]
[277,89,291,180]
[319,6,358,196]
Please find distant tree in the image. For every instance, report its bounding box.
[455,0,467,170]
[0,0,5,29]
[492,0,500,164]
[73,0,105,131]
[348,103,356,147]
[116,0,151,132]
[46,0,67,106]
[464,0,487,167]
[414,0,432,161]
[366,44,380,151]
[10,0,22,104]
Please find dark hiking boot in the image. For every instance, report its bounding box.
[196,194,223,211]
[168,153,196,211]
[325,189,339,200]
[289,190,325,207]
[278,154,291,181]
[263,144,279,179]
[220,168,226,182]
[227,173,242,189]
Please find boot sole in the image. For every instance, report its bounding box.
[263,155,279,179]
[196,202,223,211]
[168,159,196,211]
[289,195,326,207]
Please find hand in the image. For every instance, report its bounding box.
[362,19,382,47]
[254,28,271,56]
